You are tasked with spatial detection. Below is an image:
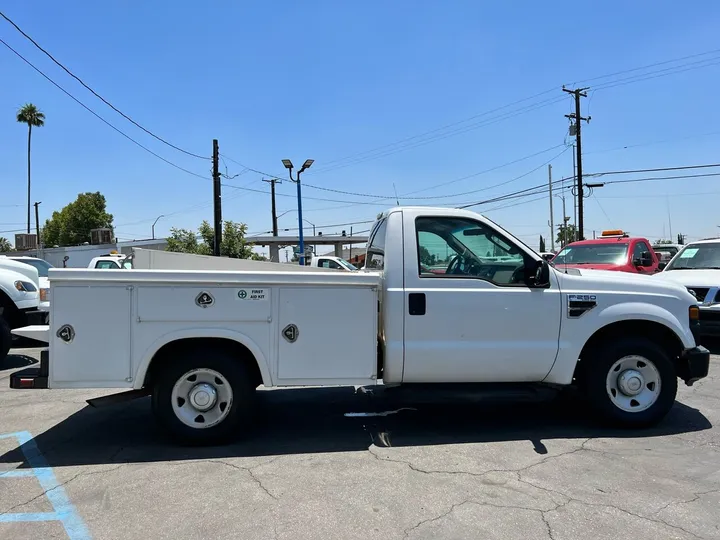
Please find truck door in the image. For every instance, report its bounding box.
[402,214,562,382]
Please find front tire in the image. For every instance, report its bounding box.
[151,347,257,445]
[582,337,677,428]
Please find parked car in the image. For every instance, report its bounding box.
[551,230,660,274]
[652,243,684,266]
[0,259,46,361]
[88,253,131,269]
[654,239,720,338]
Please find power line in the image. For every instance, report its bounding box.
[0,37,210,180]
[588,162,720,177]
[0,10,209,160]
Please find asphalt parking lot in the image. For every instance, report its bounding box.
[1,347,719,540]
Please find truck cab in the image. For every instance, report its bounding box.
[309,255,357,271]
[551,230,659,274]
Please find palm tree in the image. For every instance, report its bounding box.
[16,104,45,234]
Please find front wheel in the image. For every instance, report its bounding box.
[582,337,677,428]
[151,348,257,445]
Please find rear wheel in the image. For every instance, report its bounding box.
[582,337,677,428]
[151,347,257,445]
[0,317,11,363]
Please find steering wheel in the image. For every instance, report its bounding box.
[509,265,526,284]
[446,255,462,275]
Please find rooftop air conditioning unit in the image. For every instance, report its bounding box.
[14,233,37,251]
[91,228,113,245]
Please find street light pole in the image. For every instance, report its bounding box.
[152,215,164,240]
[282,158,314,265]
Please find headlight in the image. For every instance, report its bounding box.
[14,280,37,292]
[40,288,49,301]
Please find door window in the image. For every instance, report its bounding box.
[415,217,529,285]
[318,259,343,269]
[95,260,119,269]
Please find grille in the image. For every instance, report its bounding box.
[687,287,709,302]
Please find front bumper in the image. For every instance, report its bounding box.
[676,346,710,386]
[19,308,49,326]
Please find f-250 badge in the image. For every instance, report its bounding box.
[195,291,215,308]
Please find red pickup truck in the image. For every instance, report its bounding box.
[551,230,660,274]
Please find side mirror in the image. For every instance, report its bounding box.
[531,260,550,287]
[640,251,653,267]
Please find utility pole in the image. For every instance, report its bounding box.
[349,226,353,263]
[564,88,590,240]
[548,164,555,252]
[212,139,222,256]
[262,178,281,237]
[33,201,41,256]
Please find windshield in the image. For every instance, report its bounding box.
[338,259,357,271]
[12,258,54,277]
[666,243,720,270]
[552,244,628,265]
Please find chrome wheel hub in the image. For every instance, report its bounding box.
[171,368,233,429]
[606,355,661,413]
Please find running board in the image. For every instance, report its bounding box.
[11,324,50,344]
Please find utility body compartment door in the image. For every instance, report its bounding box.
[276,286,377,384]
[50,284,133,387]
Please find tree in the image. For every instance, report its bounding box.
[539,235,546,253]
[0,237,12,253]
[16,104,45,234]
[43,192,114,247]
[419,246,437,266]
[556,224,577,248]
[167,220,266,260]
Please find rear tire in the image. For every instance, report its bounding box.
[582,337,677,428]
[151,347,257,445]
[0,317,11,363]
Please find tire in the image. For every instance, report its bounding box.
[581,337,677,428]
[151,347,258,445]
[0,317,11,363]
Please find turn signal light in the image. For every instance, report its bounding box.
[40,288,49,302]
[689,306,700,321]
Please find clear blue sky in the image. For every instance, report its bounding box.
[2,1,720,253]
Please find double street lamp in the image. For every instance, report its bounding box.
[282,158,314,265]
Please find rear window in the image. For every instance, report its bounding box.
[365,218,387,270]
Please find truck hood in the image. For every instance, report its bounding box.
[0,259,40,287]
[653,269,720,288]
[555,266,692,298]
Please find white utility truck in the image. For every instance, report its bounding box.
[0,259,48,361]
[10,207,710,445]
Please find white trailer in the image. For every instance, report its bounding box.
[10,206,710,445]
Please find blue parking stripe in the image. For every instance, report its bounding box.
[0,431,91,540]
[0,512,59,522]
[0,470,35,477]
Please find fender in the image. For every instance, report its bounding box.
[544,301,692,385]
[134,326,273,390]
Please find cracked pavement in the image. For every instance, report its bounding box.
[1,347,719,539]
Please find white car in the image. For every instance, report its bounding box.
[2,256,52,311]
[655,239,720,338]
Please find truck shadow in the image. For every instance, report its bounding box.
[0,386,712,468]
[0,353,39,370]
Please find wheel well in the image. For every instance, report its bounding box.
[573,320,685,384]
[0,290,21,328]
[143,337,263,389]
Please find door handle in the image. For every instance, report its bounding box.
[409,293,426,316]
